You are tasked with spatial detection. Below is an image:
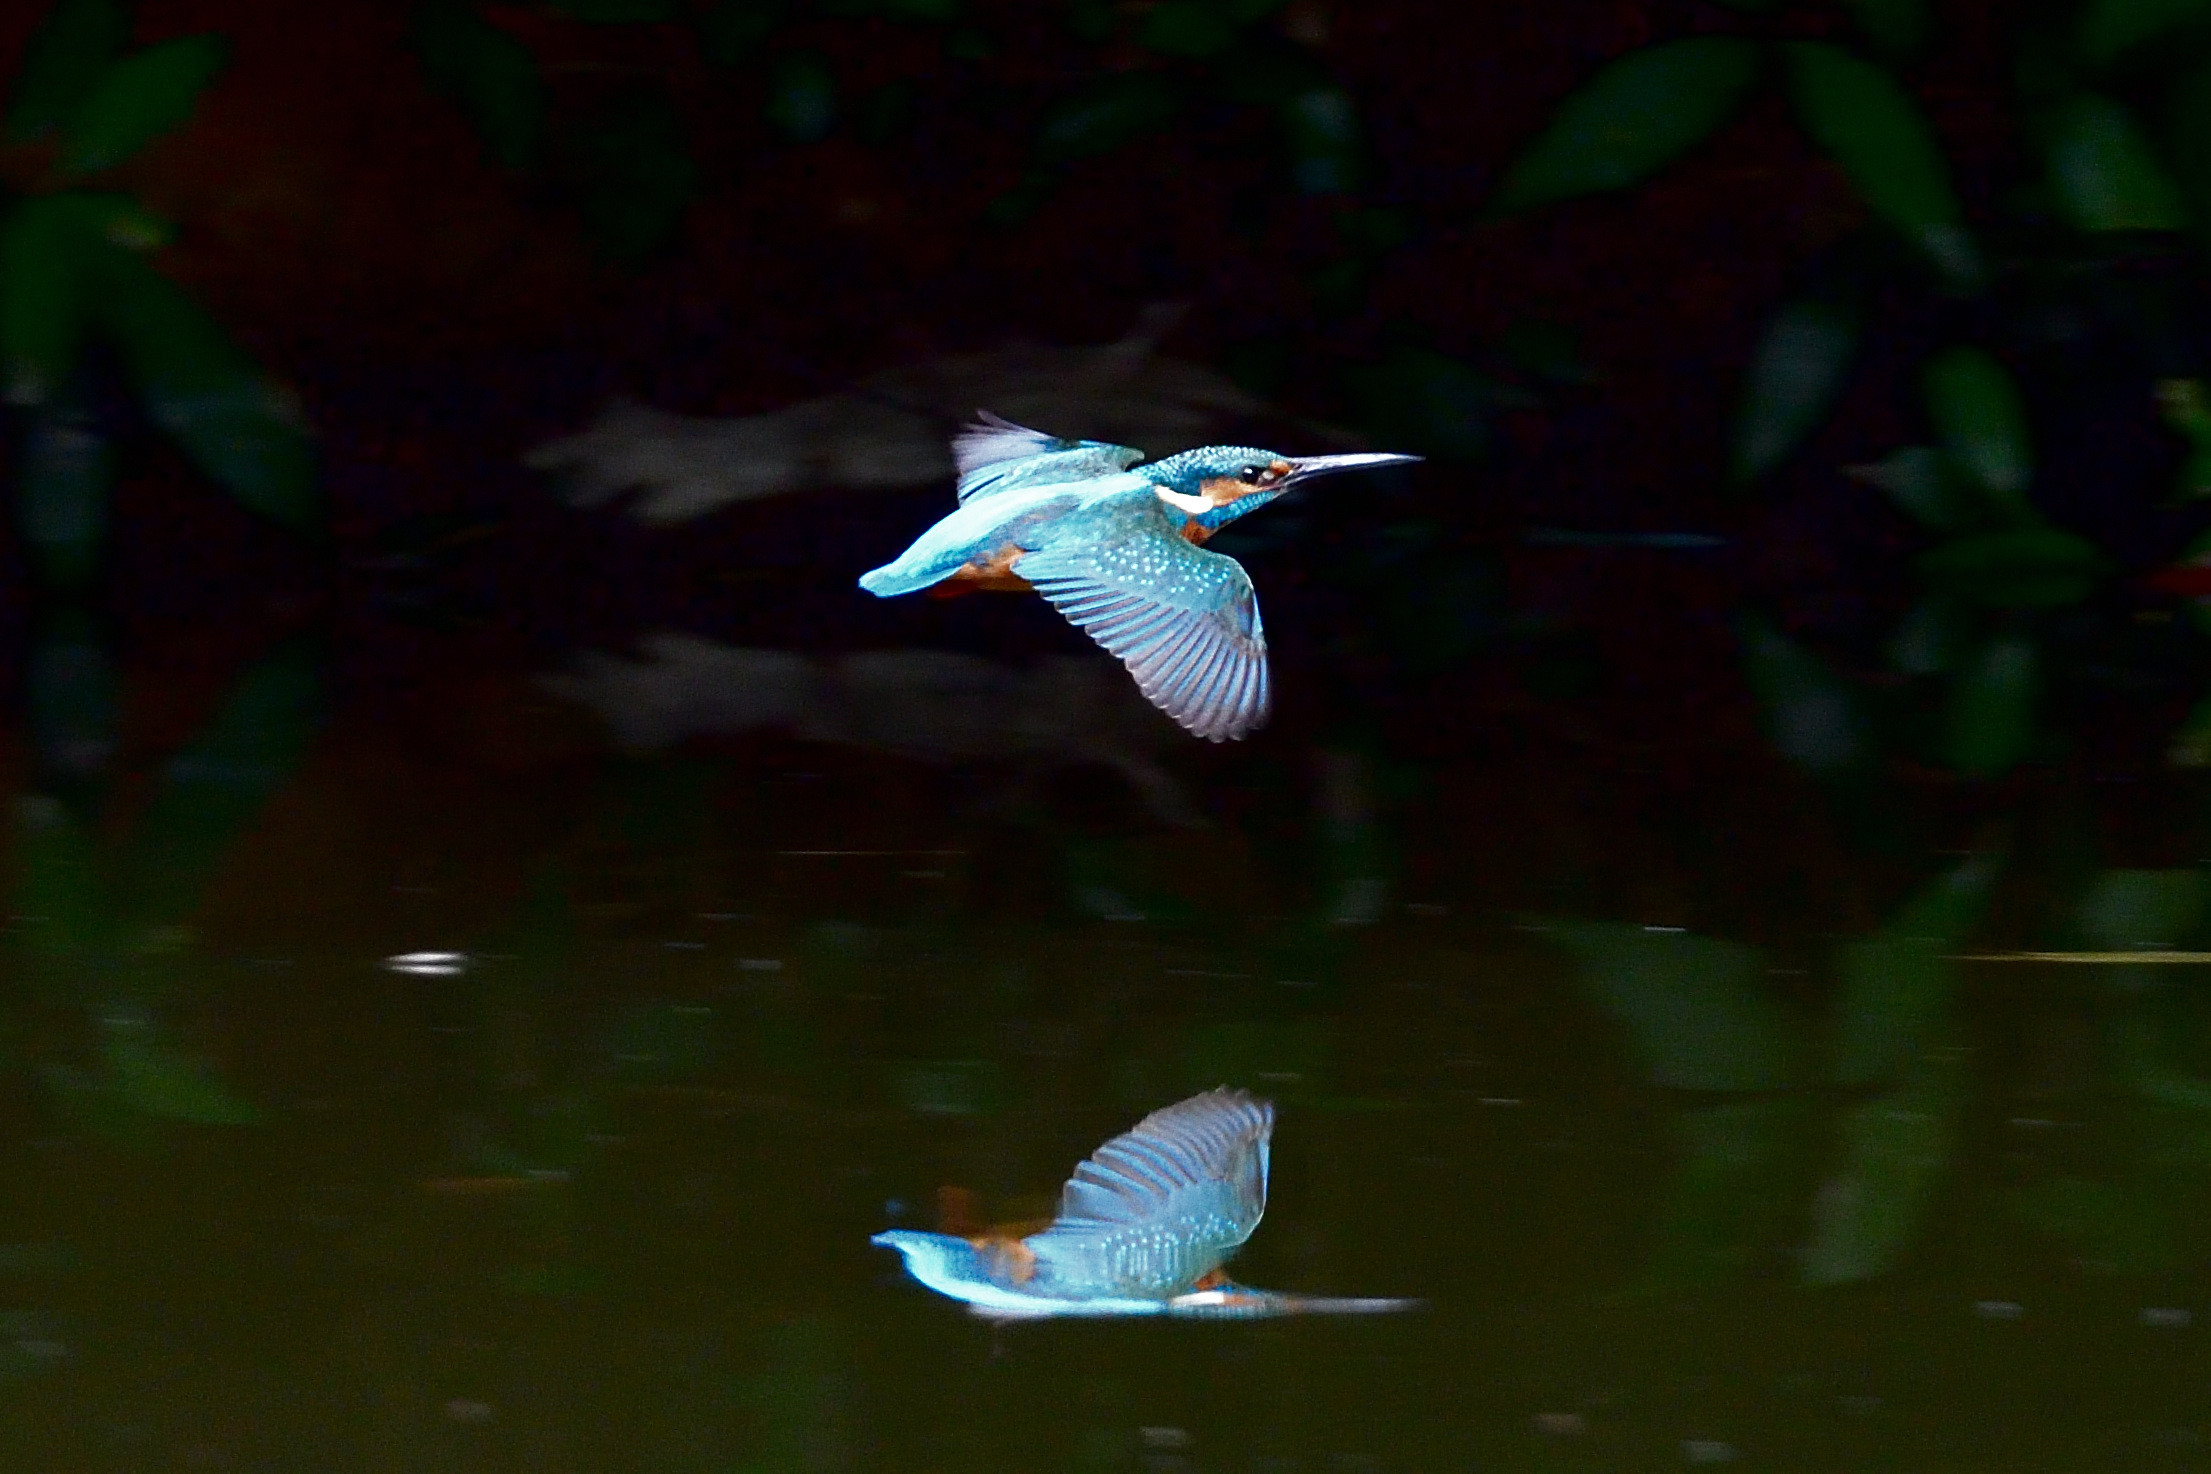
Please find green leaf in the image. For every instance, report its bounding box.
[1549,920,1797,1091]
[1731,296,1860,484]
[60,34,228,174]
[1738,615,1865,775]
[2048,94,2188,232]
[16,397,112,587]
[4,0,129,142]
[90,243,319,531]
[1845,0,1928,56]
[1036,71,1179,161]
[1942,634,2038,777]
[1800,1040,1963,1284]
[1850,444,1971,528]
[1784,42,1979,285]
[765,51,837,141]
[413,2,545,171]
[2079,869,2208,949]
[1921,347,2031,507]
[1488,39,1761,217]
[1917,527,2105,607]
[125,643,322,926]
[2079,0,2211,67]
[1831,853,1998,1088]
[1282,86,1360,195]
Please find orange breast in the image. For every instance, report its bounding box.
[931,546,1034,595]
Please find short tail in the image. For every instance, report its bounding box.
[859,561,946,598]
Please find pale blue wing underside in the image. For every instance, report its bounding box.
[1015,508,1270,742]
[1050,1088,1274,1236]
[953,412,1144,505]
[1020,1089,1274,1298]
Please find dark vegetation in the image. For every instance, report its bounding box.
[10,1,2211,1464]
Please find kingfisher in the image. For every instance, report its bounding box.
[871,1086,1418,1319]
[858,414,1419,742]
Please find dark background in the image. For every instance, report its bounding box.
[10,2,2211,1469]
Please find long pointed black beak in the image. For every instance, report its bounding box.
[1279,452,1423,489]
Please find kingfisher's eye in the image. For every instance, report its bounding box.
[1239,465,1264,483]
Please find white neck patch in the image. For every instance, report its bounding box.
[1154,488,1209,515]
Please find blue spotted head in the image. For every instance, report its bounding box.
[1143,445,1422,535]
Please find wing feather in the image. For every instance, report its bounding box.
[1015,501,1272,742]
[952,411,1064,477]
[952,412,1147,505]
[1044,1088,1274,1239]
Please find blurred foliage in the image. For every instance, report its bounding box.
[3,2,319,590]
[1541,854,2008,1289]
[409,0,1368,264]
[0,5,324,1138]
[1487,39,1764,218]
[1549,920,1799,1092]
[7,641,323,1135]
[1490,0,2211,863]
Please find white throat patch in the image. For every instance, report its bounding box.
[1154,488,1210,516]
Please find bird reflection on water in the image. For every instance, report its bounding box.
[873,1087,1419,1319]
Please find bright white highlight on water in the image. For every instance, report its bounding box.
[381,951,468,977]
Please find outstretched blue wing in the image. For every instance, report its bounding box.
[953,412,1145,504]
[1023,1088,1274,1299]
[1014,489,1271,742]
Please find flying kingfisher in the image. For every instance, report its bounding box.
[858,414,1420,741]
[871,1086,1418,1319]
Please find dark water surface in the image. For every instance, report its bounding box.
[5,658,2211,1474]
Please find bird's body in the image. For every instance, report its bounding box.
[871,1087,1418,1320]
[858,414,1418,742]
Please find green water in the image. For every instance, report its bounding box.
[7,709,2211,1471]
